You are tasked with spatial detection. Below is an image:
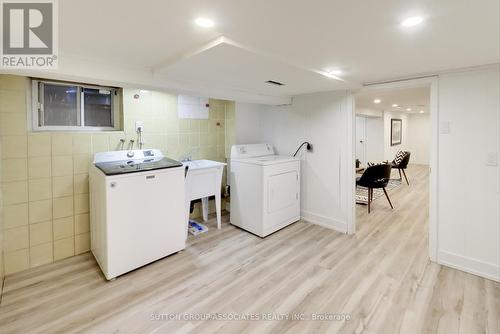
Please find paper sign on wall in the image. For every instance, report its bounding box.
[178,95,209,119]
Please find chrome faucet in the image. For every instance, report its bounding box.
[118,138,126,150]
[180,148,199,162]
[137,126,144,149]
[181,154,193,162]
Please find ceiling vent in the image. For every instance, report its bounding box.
[265,80,285,86]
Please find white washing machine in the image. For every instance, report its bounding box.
[230,144,300,237]
[90,149,186,280]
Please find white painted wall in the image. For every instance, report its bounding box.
[226,102,268,185]
[355,116,367,166]
[355,116,384,165]
[365,117,384,163]
[437,67,500,281]
[408,113,431,164]
[356,107,383,118]
[234,102,266,144]
[259,91,353,233]
[357,110,429,166]
[383,111,410,161]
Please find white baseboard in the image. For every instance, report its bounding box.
[438,250,500,282]
[301,211,348,234]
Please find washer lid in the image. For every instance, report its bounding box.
[232,155,299,166]
[95,157,183,175]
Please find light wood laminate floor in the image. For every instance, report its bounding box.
[0,165,499,333]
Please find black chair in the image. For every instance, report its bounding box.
[391,152,411,185]
[356,164,393,213]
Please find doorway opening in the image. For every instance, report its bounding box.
[353,82,434,239]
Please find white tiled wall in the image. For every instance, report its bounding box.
[0,75,233,275]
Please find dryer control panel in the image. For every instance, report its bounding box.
[230,144,274,159]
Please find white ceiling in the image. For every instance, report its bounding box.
[29,1,500,102]
[155,42,351,96]
[356,86,430,113]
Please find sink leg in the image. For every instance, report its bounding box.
[185,200,190,239]
[215,194,221,229]
[201,197,209,222]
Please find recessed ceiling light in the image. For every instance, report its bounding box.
[406,108,412,111]
[320,70,342,80]
[392,104,398,107]
[420,110,425,113]
[374,99,381,104]
[329,69,343,76]
[401,16,424,27]
[195,17,215,28]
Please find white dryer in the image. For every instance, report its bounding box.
[230,144,300,237]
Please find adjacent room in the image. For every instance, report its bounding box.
[0,1,498,333]
[355,86,431,216]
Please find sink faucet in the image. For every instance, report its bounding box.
[180,148,199,162]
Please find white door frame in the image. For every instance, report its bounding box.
[346,92,356,234]
[348,76,439,260]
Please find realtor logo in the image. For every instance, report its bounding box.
[1,0,58,68]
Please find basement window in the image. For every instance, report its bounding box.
[31,79,122,131]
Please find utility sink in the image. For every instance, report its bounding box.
[183,160,226,232]
[183,159,225,170]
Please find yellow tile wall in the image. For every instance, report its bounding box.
[0,75,233,275]
[224,101,236,160]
